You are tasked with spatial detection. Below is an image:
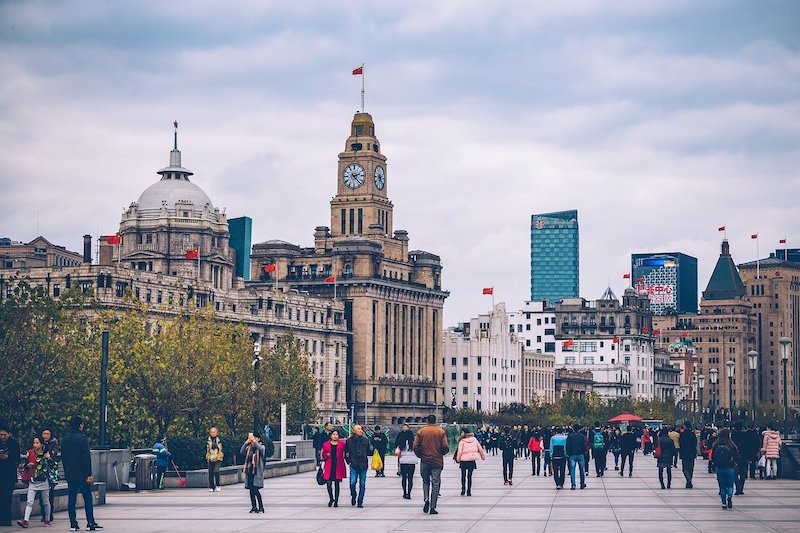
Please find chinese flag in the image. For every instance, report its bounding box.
[642,326,649,334]
[718,226,726,232]
[636,277,644,283]
[612,337,620,344]
[751,233,758,239]
[106,234,121,245]
[654,329,661,336]
[482,287,494,295]
[352,66,363,75]
[263,264,277,273]
[325,275,336,283]
[779,239,787,244]
[563,339,574,348]
[623,273,631,279]
[185,249,199,259]
[682,332,689,338]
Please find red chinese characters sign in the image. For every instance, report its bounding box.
[636,283,675,304]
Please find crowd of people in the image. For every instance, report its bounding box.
[0,415,789,526]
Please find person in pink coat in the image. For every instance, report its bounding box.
[761,426,782,479]
[456,429,486,496]
[321,429,347,507]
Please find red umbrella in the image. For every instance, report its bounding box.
[607,412,643,423]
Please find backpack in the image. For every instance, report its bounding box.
[713,444,735,469]
[592,431,605,449]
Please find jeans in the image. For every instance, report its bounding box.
[531,451,541,475]
[502,453,514,482]
[208,461,221,489]
[766,458,778,478]
[551,457,566,487]
[620,451,634,475]
[400,464,416,496]
[592,448,606,475]
[24,485,50,522]
[67,481,95,526]
[420,461,442,511]
[658,466,672,488]
[569,455,586,487]
[716,467,735,505]
[349,467,367,505]
[36,482,55,521]
[681,456,695,486]
[735,459,749,493]
[543,450,551,474]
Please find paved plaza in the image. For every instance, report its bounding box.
[12,452,800,532]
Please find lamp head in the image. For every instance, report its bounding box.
[698,374,705,388]
[726,359,735,378]
[709,368,718,384]
[779,337,791,361]
[747,350,758,370]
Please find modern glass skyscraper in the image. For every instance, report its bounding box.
[228,216,252,281]
[631,252,698,315]
[530,210,579,303]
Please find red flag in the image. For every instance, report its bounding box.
[482,287,494,295]
[623,273,631,279]
[325,275,336,283]
[263,264,276,273]
[718,226,726,232]
[682,332,689,338]
[636,277,644,283]
[751,233,758,239]
[654,329,661,336]
[642,326,649,334]
[185,249,199,259]
[779,239,786,244]
[612,337,620,344]
[352,66,363,75]
[563,339,574,348]
[106,234,121,245]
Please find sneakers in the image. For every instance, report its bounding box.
[16,520,29,528]
[351,494,357,506]
[429,509,438,515]
[44,522,51,528]
[423,501,430,513]
[209,488,215,492]
[727,496,733,509]
[214,486,222,492]
[70,524,80,532]
[87,524,104,531]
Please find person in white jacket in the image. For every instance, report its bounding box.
[395,424,419,499]
[456,429,486,496]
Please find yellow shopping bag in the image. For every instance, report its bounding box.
[371,449,383,471]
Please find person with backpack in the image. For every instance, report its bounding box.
[549,427,568,489]
[678,423,698,489]
[206,426,224,492]
[619,426,636,477]
[565,424,587,490]
[241,432,266,513]
[16,436,56,528]
[655,428,676,489]
[528,431,542,476]
[36,427,59,523]
[498,426,516,485]
[152,435,171,490]
[712,429,739,509]
[589,422,608,477]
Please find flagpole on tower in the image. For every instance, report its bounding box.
[361,63,365,113]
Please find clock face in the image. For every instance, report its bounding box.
[374,165,385,190]
[342,163,365,189]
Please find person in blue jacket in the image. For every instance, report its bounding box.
[152,435,172,490]
[549,428,568,489]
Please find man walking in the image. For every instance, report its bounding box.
[679,423,697,488]
[668,426,681,468]
[732,423,755,494]
[345,425,371,508]
[0,422,21,527]
[566,424,587,489]
[413,415,449,515]
[549,427,568,489]
[61,416,102,531]
[589,422,607,477]
[619,426,636,477]
[370,426,388,477]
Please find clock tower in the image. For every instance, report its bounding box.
[330,112,393,239]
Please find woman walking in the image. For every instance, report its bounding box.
[655,429,676,489]
[528,431,542,476]
[761,425,781,479]
[610,428,622,470]
[499,426,516,485]
[395,424,418,499]
[456,429,486,496]
[321,429,346,507]
[240,432,265,514]
[712,429,739,510]
[16,437,55,528]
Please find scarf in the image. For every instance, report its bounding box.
[244,443,260,474]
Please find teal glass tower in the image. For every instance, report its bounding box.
[229,216,252,281]
[531,210,579,303]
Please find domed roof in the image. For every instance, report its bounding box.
[136,177,214,212]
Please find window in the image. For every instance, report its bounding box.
[565,356,575,364]
[477,372,482,380]
[462,373,468,380]
[544,342,555,353]
[451,373,456,380]
[477,357,482,365]
[582,356,594,364]
[537,319,542,325]
[526,324,531,331]
[462,357,468,366]
[462,387,468,395]
[451,357,457,366]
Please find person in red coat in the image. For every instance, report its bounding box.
[321,429,347,507]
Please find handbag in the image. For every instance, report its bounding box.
[757,454,766,468]
[371,450,383,471]
[316,465,325,486]
[653,441,662,459]
[18,450,35,482]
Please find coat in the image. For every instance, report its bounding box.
[152,442,172,468]
[321,440,347,481]
[762,430,781,459]
[528,437,542,453]
[678,429,697,459]
[457,436,486,463]
[413,424,449,468]
[0,436,21,486]
[240,441,266,489]
[656,435,676,468]
[61,429,92,483]
[344,434,371,471]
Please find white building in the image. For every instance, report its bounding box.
[443,303,523,412]
[508,301,556,403]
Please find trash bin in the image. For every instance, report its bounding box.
[134,454,156,492]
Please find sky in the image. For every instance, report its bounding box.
[1,0,799,326]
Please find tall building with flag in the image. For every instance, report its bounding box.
[631,252,698,315]
[530,210,579,303]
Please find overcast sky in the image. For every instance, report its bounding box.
[1,0,798,325]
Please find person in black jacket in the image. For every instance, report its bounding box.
[61,416,102,531]
[566,424,587,489]
[345,425,372,507]
[0,422,21,527]
[678,424,698,488]
[731,423,755,495]
[370,426,388,477]
[619,427,636,477]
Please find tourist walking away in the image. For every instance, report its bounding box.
[528,431,542,476]
[712,429,739,510]
[241,432,266,513]
[590,422,607,477]
[549,427,568,489]
[395,423,418,499]
[152,435,171,490]
[16,436,56,528]
[678,423,697,488]
[542,427,552,476]
[667,427,680,468]
[641,427,652,455]
[61,416,102,531]
[0,423,20,527]
[499,426,516,485]
[321,429,346,507]
[705,428,718,473]
[566,424,587,489]
[206,426,224,492]
[37,428,59,523]
[619,426,636,477]
[413,415,449,515]
[345,425,371,508]
[314,423,332,466]
[370,426,388,477]
[610,427,622,470]
[454,429,466,464]
[761,425,781,479]
[732,423,755,494]
[456,428,486,496]
[655,429,676,489]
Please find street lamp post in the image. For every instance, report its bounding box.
[726,360,735,424]
[252,340,262,434]
[698,374,705,426]
[710,368,718,426]
[748,350,758,425]
[779,337,792,439]
[691,378,698,425]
